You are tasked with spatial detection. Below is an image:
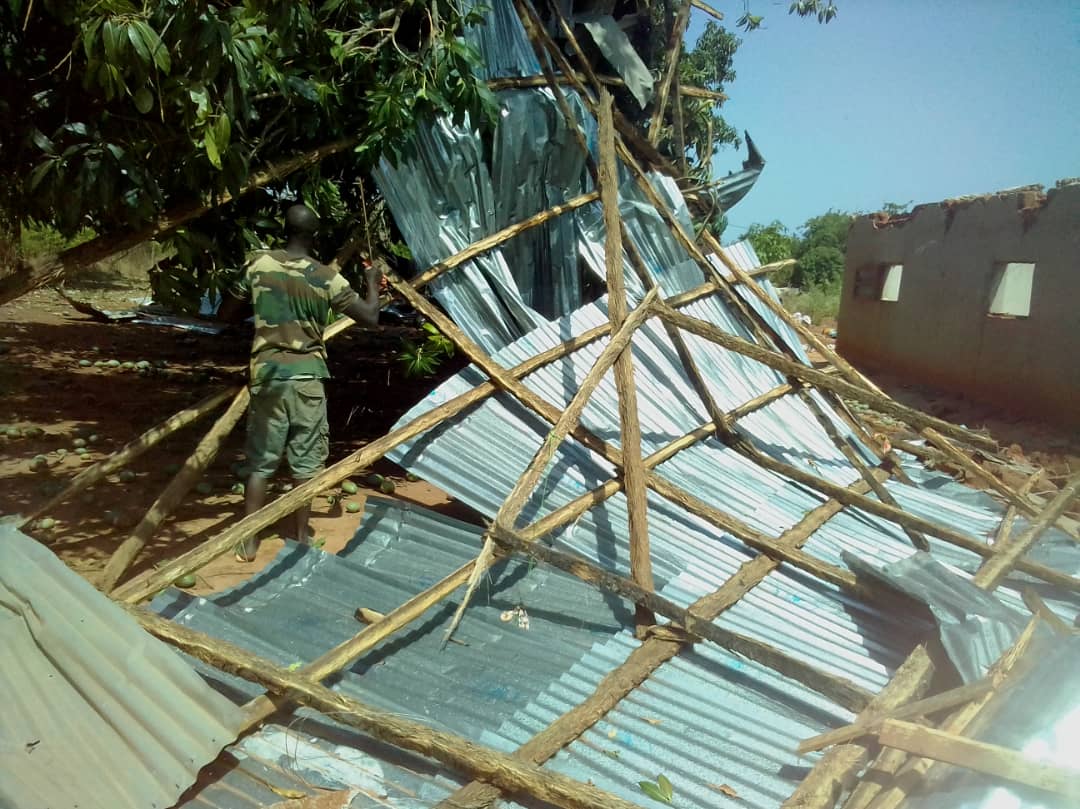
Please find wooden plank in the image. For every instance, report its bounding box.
[690,0,725,21]
[785,507,1057,809]
[130,608,651,809]
[797,679,993,755]
[876,720,1080,800]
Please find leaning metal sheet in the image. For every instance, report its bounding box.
[0,527,243,809]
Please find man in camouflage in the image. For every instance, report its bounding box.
[220,204,381,560]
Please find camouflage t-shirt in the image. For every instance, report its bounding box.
[228,250,359,384]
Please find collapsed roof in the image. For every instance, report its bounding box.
[9,2,1080,809]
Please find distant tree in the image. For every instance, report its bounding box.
[744,220,795,264]
[791,210,853,288]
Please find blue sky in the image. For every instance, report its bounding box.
[686,1,1080,237]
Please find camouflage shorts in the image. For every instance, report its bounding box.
[245,379,328,479]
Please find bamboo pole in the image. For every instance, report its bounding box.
[21,386,239,528]
[784,479,1078,809]
[599,90,655,627]
[443,288,659,644]
[647,1,693,145]
[923,428,1078,541]
[0,138,359,306]
[489,523,873,712]
[130,607,650,809]
[100,389,251,592]
[111,284,729,605]
[842,618,1042,809]
[436,472,884,809]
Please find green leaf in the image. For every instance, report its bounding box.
[30,129,56,155]
[204,126,221,169]
[638,781,671,804]
[102,19,122,64]
[135,21,171,73]
[28,159,56,192]
[657,774,674,802]
[213,114,231,153]
[133,86,154,114]
[126,21,151,64]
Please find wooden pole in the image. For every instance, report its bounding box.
[489,523,873,712]
[599,90,655,628]
[100,388,251,592]
[0,138,359,306]
[435,472,884,809]
[973,469,1080,591]
[130,607,651,809]
[239,560,476,730]
[992,469,1043,548]
[783,479,1076,809]
[21,386,239,528]
[442,288,659,644]
[647,1,693,145]
[690,0,725,21]
[874,720,1080,800]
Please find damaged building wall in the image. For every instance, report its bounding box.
[837,180,1080,428]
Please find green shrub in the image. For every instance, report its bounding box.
[792,244,845,289]
[783,281,841,324]
[19,220,96,259]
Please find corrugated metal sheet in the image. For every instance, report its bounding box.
[158,500,856,809]
[486,632,852,809]
[178,714,470,809]
[0,526,243,809]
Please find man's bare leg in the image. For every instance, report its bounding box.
[294,484,312,545]
[237,472,269,561]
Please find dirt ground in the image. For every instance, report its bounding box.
[0,276,478,597]
[1,278,1076,600]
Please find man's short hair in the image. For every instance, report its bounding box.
[285,204,319,238]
